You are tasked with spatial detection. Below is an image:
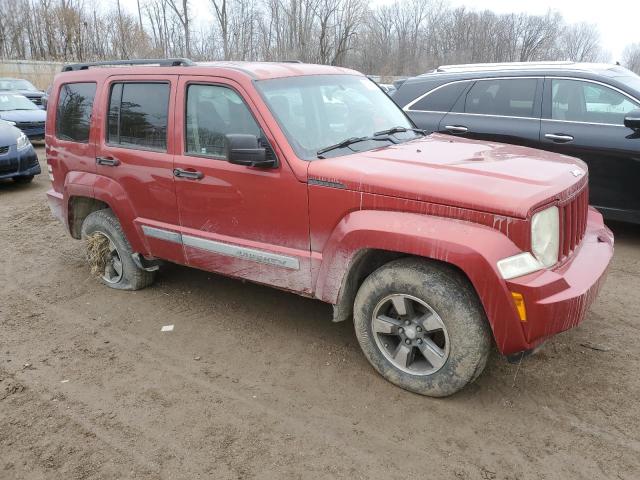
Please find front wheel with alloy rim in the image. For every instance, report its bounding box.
[354,258,492,397]
[81,209,156,290]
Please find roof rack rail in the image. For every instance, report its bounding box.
[431,61,577,73]
[62,58,194,72]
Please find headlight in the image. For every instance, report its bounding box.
[16,132,31,151]
[531,206,560,268]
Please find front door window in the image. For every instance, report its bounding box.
[551,79,639,125]
[185,84,261,158]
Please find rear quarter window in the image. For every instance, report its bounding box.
[55,82,97,143]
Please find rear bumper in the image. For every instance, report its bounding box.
[504,207,613,354]
[46,188,65,225]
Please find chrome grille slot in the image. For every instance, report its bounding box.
[559,186,589,262]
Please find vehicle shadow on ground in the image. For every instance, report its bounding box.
[0,178,40,192]
[153,260,508,394]
[157,261,342,338]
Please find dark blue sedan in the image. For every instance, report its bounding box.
[0,92,47,140]
[0,119,41,183]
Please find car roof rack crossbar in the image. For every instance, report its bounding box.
[62,58,194,72]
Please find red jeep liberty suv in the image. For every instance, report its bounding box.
[45,59,614,396]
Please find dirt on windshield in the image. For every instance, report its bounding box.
[1,147,639,479]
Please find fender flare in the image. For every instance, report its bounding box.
[314,210,527,353]
[63,172,147,254]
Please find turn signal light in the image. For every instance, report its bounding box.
[511,292,527,322]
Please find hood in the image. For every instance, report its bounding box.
[0,109,46,123]
[307,133,587,219]
[0,121,20,146]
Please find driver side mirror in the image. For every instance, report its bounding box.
[225,134,276,168]
[624,109,640,131]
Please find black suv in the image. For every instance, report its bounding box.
[392,62,640,224]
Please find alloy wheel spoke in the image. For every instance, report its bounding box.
[418,338,446,369]
[417,311,443,333]
[392,343,413,368]
[390,295,414,317]
[373,314,402,334]
[112,257,123,276]
[105,262,117,281]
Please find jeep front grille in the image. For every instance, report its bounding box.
[559,185,589,261]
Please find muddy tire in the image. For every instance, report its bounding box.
[81,209,155,290]
[353,258,491,397]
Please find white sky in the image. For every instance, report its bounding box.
[119,0,639,62]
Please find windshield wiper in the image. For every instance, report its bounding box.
[317,136,369,157]
[316,127,427,158]
[373,126,426,137]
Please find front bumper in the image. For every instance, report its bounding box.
[0,145,41,180]
[504,207,613,354]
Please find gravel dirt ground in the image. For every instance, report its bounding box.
[1,147,639,480]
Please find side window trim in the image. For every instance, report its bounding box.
[105,80,171,153]
[542,76,640,126]
[408,76,543,120]
[182,81,273,162]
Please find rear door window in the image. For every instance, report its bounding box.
[410,82,470,112]
[551,79,640,125]
[56,82,97,142]
[464,78,538,118]
[107,82,170,151]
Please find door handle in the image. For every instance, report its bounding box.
[544,133,574,143]
[173,168,204,180]
[444,125,468,134]
[96,156,120,166]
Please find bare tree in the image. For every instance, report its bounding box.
[623,43,640,75]
[210,0,230,59]
[561,22,606,62]
[164,0,191,56]
[0,0,616,77]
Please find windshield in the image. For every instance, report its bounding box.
[0,93,39,111]
[256,75,418,159]
[0,79,37,91]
